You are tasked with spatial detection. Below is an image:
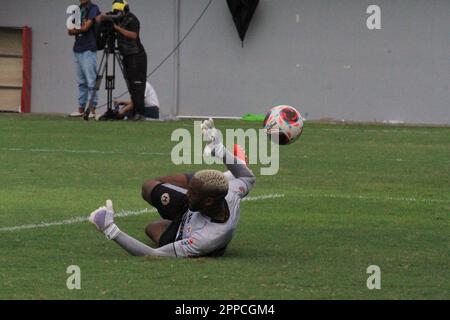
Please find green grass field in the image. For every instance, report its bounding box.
[0,114,448,299]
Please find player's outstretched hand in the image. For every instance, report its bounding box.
[89,200,115,232]
[201,118,221,145]
[201,117,215,131]
[201,118,226,159]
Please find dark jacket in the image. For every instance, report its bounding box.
[117,12,145,56]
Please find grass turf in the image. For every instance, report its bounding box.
[0,114,448,299]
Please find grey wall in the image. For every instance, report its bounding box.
[1,0,449,124]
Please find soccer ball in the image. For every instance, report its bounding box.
[263,105,304,145]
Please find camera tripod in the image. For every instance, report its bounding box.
[83,35,130,121]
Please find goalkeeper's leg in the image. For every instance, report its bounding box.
[145,219,171,245]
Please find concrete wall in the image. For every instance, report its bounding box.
[1,0,449,124]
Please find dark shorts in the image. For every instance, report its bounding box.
[150,183,188,247]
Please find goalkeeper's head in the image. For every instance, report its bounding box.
[187,170,229,214]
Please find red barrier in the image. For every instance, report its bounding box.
[21,26,32,113]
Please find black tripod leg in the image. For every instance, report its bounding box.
[98,49,119,121]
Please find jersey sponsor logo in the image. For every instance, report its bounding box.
[161,193,170,206]
[182,238,195,246]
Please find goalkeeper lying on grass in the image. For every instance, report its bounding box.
[89,119,255,257]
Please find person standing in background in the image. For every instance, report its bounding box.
[68,0,100,118]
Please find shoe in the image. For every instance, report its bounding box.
[234,144,248,165]
[89,200,115,232]
[88,112,96,119]
[131,113,145,121]
[69,110,84,117]
[98,110,116,121]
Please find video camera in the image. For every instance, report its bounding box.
[96,11,125,52]
[100,11,124,35]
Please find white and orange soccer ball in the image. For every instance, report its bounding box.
[263,105,304,145]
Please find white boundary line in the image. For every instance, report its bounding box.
[2,147,448,164]
[0,194,285,233]
[0,147,168,156]
[242,194,284,201]
[305,193,450,204]
[0,208,156,233]
[0,192,448,233]
[1,191,447,233]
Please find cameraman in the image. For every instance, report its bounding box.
[98,0,147,121]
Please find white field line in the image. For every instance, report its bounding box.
[0,192,447,233]
[1,191,447,234]
[0,194,285,233]
[2,147,448,164]
[300,155,449,163]
[242,194,285,202]
[298,193,450,204]
[0,208,156,233]
[0,147,168,156]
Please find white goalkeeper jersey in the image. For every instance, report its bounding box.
[171,178,251,258]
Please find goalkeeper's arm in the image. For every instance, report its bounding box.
[221,146,256,190]
[112,231,189,257]
[202,119,256,190]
